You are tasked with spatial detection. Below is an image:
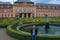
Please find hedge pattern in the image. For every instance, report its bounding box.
[0,18,16,28]
[0,18,60,40]
[7,22,60,40]
[6,18,60,40]
[0,17,60,28]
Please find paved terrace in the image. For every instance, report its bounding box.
[0,28,18,40]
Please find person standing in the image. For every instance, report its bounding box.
[31,25,38,40]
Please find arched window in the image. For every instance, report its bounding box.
[20,9,22,13]
[28,9,31,13]
[4,10,6,12]
[24,8,26,13]
[8,9,12,12]
[32,9,34,12]
[2,14,4,16]
[15,8,19,12]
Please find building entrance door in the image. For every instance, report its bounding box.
[28,13,31,17]
[24,13,26,17]
[20,13,22,17]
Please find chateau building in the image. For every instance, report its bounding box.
[0,0,60,18]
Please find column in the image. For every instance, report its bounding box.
[22,13,24,18]
[26,13,28,18]
[13,6,15,17]
[30,13,32,18]
[34,12,36,17]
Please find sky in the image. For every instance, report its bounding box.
[0,0,60,4]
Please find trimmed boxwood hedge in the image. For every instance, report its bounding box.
[7,24,32,40]
[0,17,60,28]
[18,18,60,25]
[7,23,60,40]
[0,18,17,28]
[0,17,60,40]
[6,18,60,40]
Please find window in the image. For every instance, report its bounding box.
[8,9,13,12]
[1,14,6,17]
[7,5,10,7]
[0,10,2,12]
[2,14,3,16]
[36,13,40,17]
[5,14,6,16]
[28,9,31,13]
[11,14,12,17]
[32,14,34,17]
[8,14,12,17]
[8,14,10,17]
[45,6,48,8]
[15,9,19,12]
[40,5,43,8]
[24,9,26,12]
[23,8,26,13]
[1,10,4,12]
[20,9,22,11]
[32,9,34,12]
[20,9,22,13]
[50,6,53,8]
[4,10,6,12]
[38,6,40,8]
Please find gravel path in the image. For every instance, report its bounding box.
[0,28,18,40]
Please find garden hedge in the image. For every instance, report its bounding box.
[0,18,60,40]
[7,24,32,40]
[0,18,16,28]
[0,17,60,28]
[7,23,60,40]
